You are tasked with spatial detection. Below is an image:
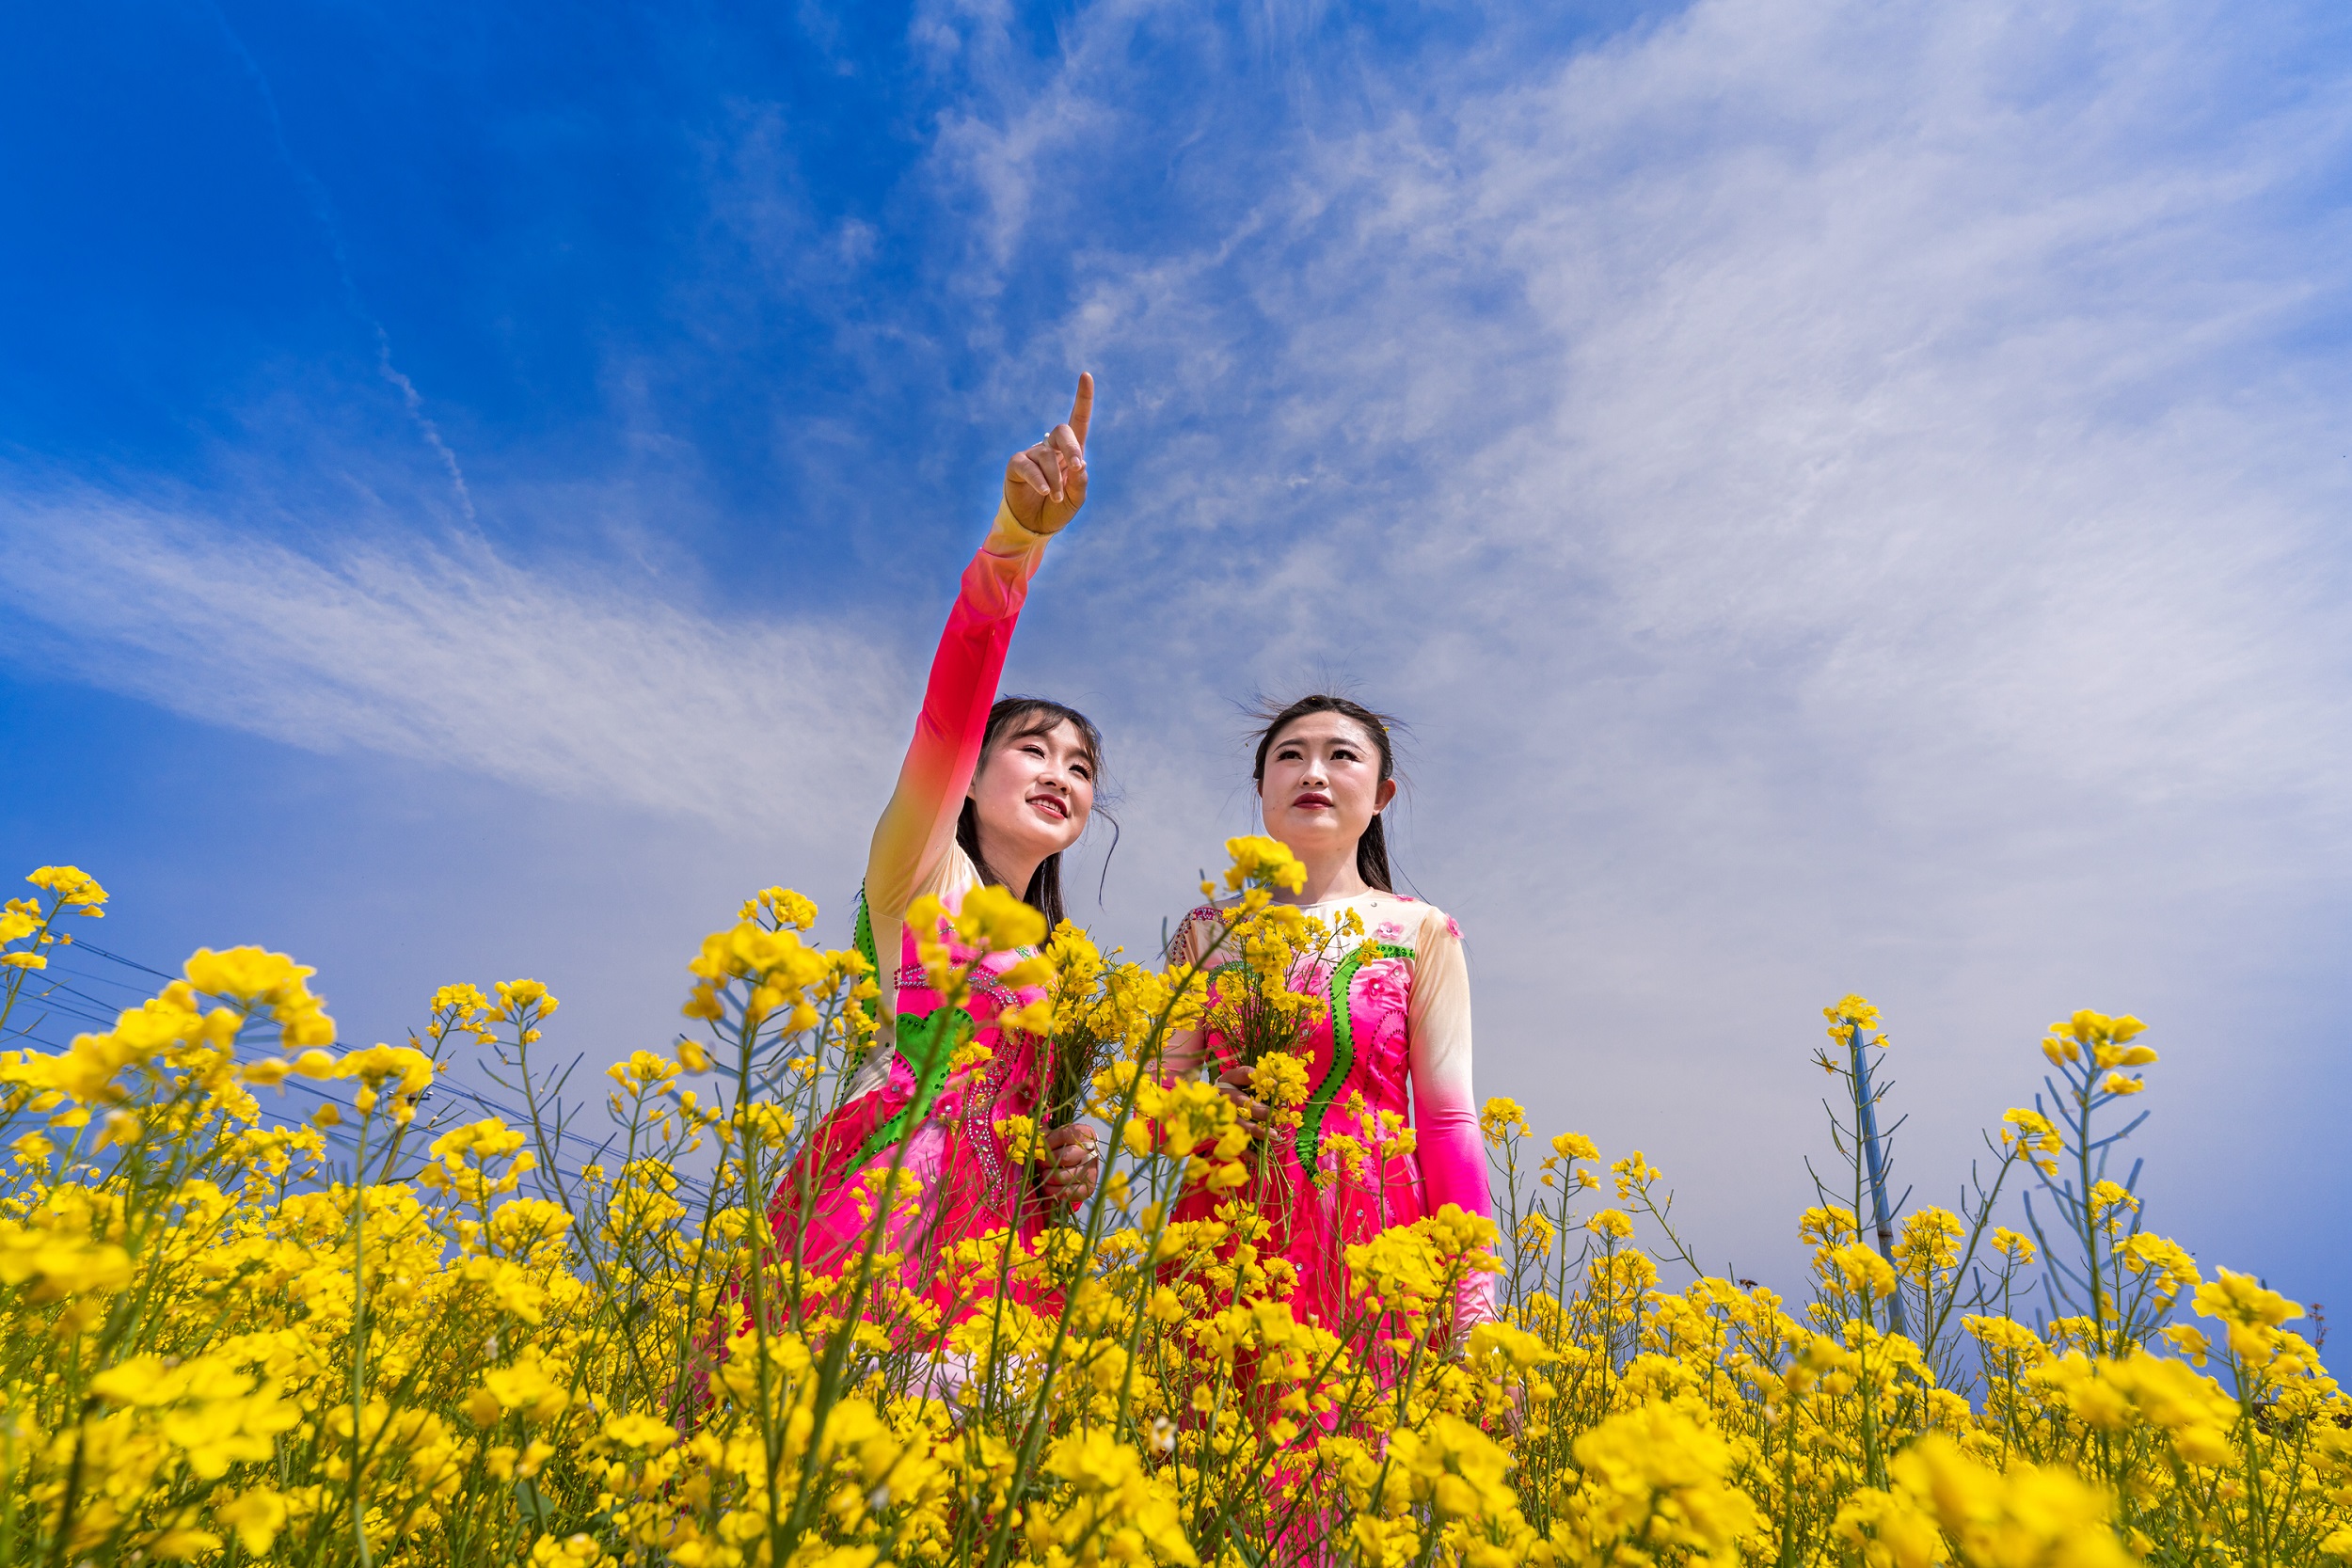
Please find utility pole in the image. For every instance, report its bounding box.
[1848,1020,1910,1339]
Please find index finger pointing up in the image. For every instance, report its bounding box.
[1067,372,1094,447]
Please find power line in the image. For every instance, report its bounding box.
[3,942,712,1206]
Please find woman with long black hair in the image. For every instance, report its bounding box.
[1165,695,1495,1339]
[765,376,1104,1321]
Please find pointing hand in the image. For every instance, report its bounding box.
[1004,372,1093,536]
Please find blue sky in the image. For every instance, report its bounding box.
[6,0,2350,1314]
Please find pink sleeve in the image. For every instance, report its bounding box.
[1406,908,1498,1327]
[863,501,1050,969]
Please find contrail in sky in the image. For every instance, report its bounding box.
[203,0,477,522]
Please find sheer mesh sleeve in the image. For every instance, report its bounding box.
[1155,903,1223,1081]
[1406,904,1498,1328]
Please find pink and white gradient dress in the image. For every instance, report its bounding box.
[1166,892,1497,1339]
[764,500,1057,1323]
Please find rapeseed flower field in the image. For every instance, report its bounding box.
[2,848,2345,1568]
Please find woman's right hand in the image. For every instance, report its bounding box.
[1004,372,1093,536]
[1216,1065,1275,1142]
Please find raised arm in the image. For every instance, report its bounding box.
[863,374,1094,978]
[861,508,1047,930]
[1406,908,1498,1326]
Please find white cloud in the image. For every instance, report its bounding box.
[942,0,2352,1285]
[997,0,2352,863]
[8,0,2350,1292]
[1439,0,2352,808]
[1,489,902,840]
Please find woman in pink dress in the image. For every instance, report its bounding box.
[1164,695,1495,1344]
[764,376,1104,1328]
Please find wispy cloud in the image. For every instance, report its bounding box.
[206,0,478,521]
[920,0,2352,1278]
[978,0,2352,860]
[7,0,2349,1289]
[1,488,901,839]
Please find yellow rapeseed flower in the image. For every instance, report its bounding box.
[26,863,109,911]
[1220,835,1307,895]
[1481,1097,1531,1144]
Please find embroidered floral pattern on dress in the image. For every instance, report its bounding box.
[1165,892,1495,1345]
[1350,958,1413,1060]
[1167,906,1220,969]
[896,942,1043,1210]
[964,1051,1015,1205]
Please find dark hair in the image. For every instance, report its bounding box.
[957,696,1111,930]
[1249,694,1402,894]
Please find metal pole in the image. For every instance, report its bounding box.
[1849,1022,1910,1338]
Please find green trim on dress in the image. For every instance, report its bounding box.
[851,887,880,984]
[850,1005,972,1171]
[845,883,971,1171]
[1295,942,1414,1182]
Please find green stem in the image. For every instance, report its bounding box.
[349,1106,375,1568]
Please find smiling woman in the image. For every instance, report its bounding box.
[753,375,1106,1344]
[954,695,1107,929]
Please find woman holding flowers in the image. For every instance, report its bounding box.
[764,375,1105,1322]
[1165,695,1496,1343]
